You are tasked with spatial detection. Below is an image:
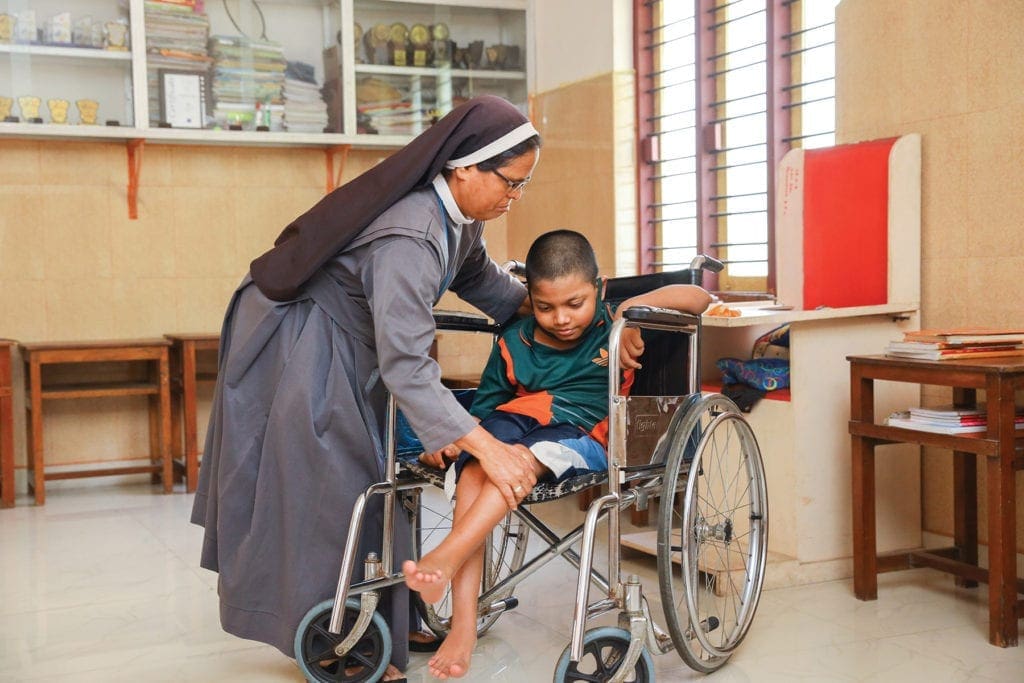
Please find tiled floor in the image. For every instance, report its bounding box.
[1,482,1022,682]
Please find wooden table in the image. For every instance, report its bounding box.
[0,341,14,508]
[848,354,1024,647]
[165,334,219,493]
[21,339,173,505]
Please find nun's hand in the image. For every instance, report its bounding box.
[453,426,537,509]
[419,444,458,470]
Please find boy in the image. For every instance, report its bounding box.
[404,229,712,679]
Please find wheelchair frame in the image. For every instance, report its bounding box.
[294,269,768,682]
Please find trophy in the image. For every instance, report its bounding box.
[76,99,99,125]
[105,21,129,50]
[47,98,69,124]
[466,40,484,69]
[0,14,13,43]
[388,22,409,66]
[18,96,42,123]
[0,96,13,121]
[364,23,389,65]
[431,23,451,66]
[409,23,430,67]
[353,22,364,63]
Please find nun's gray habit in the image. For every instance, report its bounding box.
[190,96,539,669]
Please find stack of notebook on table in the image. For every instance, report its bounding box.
[886,404,1024,434]
[885,328,1024,361]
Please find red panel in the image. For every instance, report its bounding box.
[802,138,896,308]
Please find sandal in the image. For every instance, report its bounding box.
[408,630,444,653]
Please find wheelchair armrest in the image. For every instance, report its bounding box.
[433,309,502,333]
[621,305,701,328]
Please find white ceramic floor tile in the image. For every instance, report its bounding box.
[1,484,1022,682]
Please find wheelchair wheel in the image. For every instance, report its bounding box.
[553,627,655,682]
[294,598,392,683]
[656,393,768,673]
[414,488,529,637]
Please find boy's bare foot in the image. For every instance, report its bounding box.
[402,559,449,605]
[428,627,476,679]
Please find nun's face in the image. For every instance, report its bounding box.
[450,148,538,221]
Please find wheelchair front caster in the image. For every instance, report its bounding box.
[552,627,655,682]
[294,598,392,683]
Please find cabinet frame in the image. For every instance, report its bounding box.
[0,0,530,149]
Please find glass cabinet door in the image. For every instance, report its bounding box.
[144,0,341,134]
[0,0,135,127]
[350,0,526,137]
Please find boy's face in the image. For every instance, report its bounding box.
[529,273,598,348]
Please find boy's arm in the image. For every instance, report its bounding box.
[612,285,713,370]
[616,284,713,316]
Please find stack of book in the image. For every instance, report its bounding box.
[145,0,212,125]
[886,404,1024,435]
[282,61,328,134]
[885,328,1024,361]
[208,35,287,130]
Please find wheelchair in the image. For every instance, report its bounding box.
[293,257,768,681]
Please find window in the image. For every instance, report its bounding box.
[636,0,839,294]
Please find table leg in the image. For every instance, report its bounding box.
[985,375,1018,647]
[850,364,877,600]
[952,449,978,588]
[159,352,173,493]
[27,360,44,505]
[182,342,199,493]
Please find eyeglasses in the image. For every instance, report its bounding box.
[490,168,531,194]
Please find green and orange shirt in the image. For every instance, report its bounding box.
[469,290,634,448]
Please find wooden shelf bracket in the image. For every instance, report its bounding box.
[325,144,351,193]
[126,138,145,219]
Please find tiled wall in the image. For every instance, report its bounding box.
[837,0,1024,547]
[0,72,626,480]
[0,140,507,468]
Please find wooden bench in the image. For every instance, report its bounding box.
[0,341,14,508]
[21,339,173,504]
[165,334,220,493]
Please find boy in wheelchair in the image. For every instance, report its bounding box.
[403,229,712,678]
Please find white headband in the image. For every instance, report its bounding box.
[444,121,539,168]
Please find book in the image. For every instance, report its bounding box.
[886,340,1024,351]
[903,328,1024,344]
[886,412,1024,435]
[885,347,1024,361]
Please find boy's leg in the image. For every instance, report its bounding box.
[428,462,488,679]
[403,446,536,603]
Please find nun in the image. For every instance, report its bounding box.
[191,95,542,680]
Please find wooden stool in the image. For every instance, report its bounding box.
[165,334,219,493]
[21,339,173,505]
[0,341,15,508]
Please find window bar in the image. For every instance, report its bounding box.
[647,112,696,124]
[710,209,768,218]
[782,75,834,91]
[708,0,749,14]
[645,17,693,34]
[648,244,699,252]
[709,109,768,125]
[715,141,767,154]
[646,62,697,78]
[708,57,768,77]
[648,199,698,208]
[781,40,835,58]
[782,95,835,110]
[647,77,698,94]
[648,33,697,50]
[650,153,698,164]
[709,8,766,31]
[781,21,833,39]
[648,170,699,182]
[710,190,765,201]
[708,91,767,108]
[653,123,698,136]
[707,41,767,62]
[783,130,836,143]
